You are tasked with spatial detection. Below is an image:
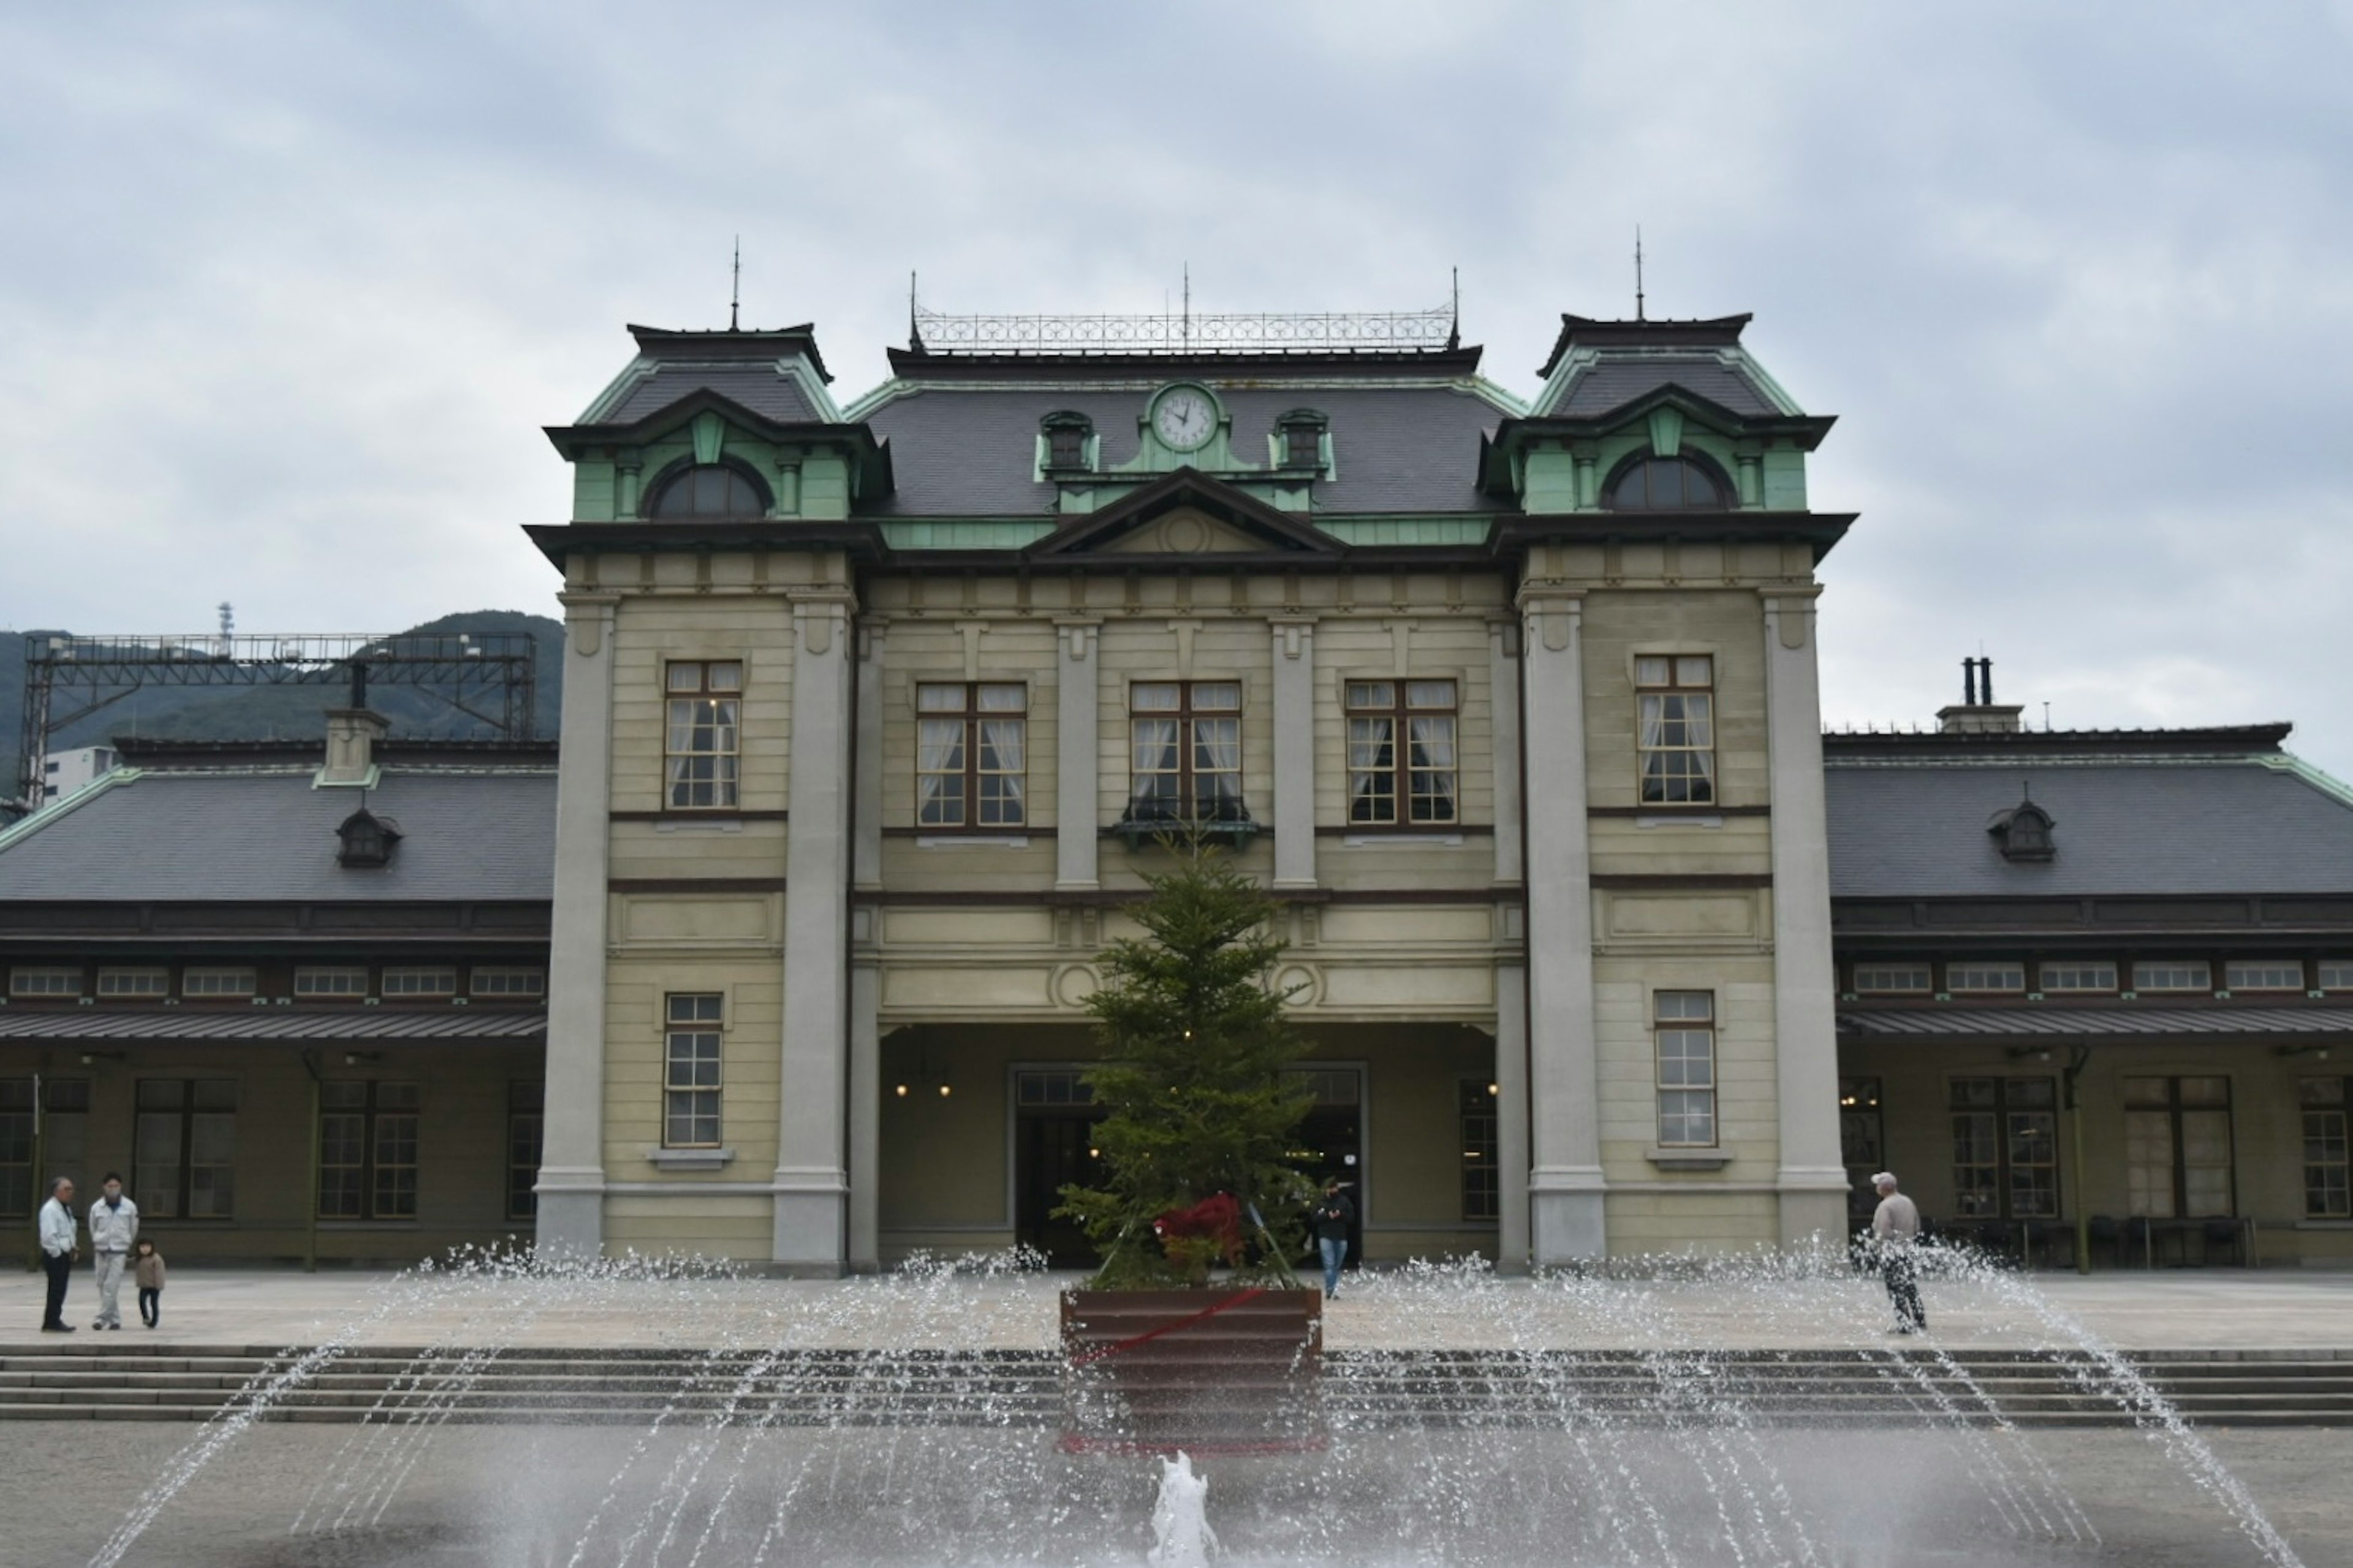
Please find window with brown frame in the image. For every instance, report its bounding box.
[1345,679,1458,825]
[665,661,741,810]
[1840,1077,1885,1225]
[916,683,1027,828]
[1127,681,1246,824]
[318,1081,420,1221]
[2124,1075,2234,1218]
[1635,656,1715,805]
[1949,1077,2058,1219]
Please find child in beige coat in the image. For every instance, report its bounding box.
[133,1240,165,1328]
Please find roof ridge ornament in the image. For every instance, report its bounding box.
[904,295,1460,357]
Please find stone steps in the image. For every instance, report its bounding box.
[0,1343,2346,1427]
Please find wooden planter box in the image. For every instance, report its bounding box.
[1059,1287,1325,1454]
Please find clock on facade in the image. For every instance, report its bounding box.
[1150,386,1218,452]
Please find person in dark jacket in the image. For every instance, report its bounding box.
[1311,1181,1355,1297]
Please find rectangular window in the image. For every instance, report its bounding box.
[1840,1077,1885,1225]
[1047,425,1088,469]
[1344,680,1460,826]
[1127,681,1245,824]
[0,1080,29,1220]
[1459,1079,1499,1222]
[1947,961,2026,994]
[1654,990,1716,1147]
[664,993,724,1148]
[508,1081,544,1221]
[1284,422,1325,469]
[182,967,257,998]
[294,967,368,998]
[379,967,457,998]
[318,1081,421,1221]
[2124,1075,2234,1218]
[471,967,547,998]
[1948,1077,2058,1220]
[1851,963,1931,995]
[2319,960,2353,992]
[135,1078,237,1219]
[915,682,1028,828]
[8,967,80,998]
[665,660,743,811]
[96,968,169,998]
[2224,960,2305,992]
[2300,1078,2349,1219]
[1635,655,1715,805]
[2039,961,2118,994]
[2132,960,2213,993]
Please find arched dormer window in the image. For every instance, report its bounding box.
[1988,793,2056,863]
[1041,411,1094,471]
[1277,409,1329,471]
[1604,455,1729,512]
[647,462,770,519]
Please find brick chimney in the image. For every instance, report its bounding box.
[1938,656,2023,735]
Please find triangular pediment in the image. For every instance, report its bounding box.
[1025,468,1343,561]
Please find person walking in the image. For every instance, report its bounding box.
[132,1240,166,1328]
[85,1172,138,1331]
[1311,1180,1355,1298]
[36,1176,78,1333]
[1871,1171,1928,1335]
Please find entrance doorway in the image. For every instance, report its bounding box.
[1287,1067,1364,1271]
[1012,1069,1104,1267]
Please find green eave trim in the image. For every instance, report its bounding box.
[522,520,887,567]
[881,520,1059,551]
[1314,517,1495,547]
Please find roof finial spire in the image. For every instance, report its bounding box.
[1634,226,1646,322]
[1181,262,1191,350]
[1449,265,1461,350]
[729,236,741,332]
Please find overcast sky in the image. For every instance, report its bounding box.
[3,2,2349,774]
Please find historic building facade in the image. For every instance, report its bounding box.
[0,722,552,1262]
[528,306,1854,1273]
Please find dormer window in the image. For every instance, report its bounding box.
[1042,412,1093,471]
[1604,456,1727,511]
[336,807,403,869]
[1989,794,2056,863]
[648,463,769,519]
[1278,411,1328,470]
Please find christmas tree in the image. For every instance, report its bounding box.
[1056,841,1315,1288]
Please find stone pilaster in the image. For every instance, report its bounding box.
[1493,958,1531,1273]
[1056,619,1101,889]
[852,620,885,890]
[1270,617,1317,889]
[1763,592,1849,1244]
[1518,585,1606,1263]
[773,588,855,1273]
[846,959,881,1273]
[536,591,618,1259]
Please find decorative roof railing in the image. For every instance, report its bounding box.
[908,302,1460,356]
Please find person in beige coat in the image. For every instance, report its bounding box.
[132,1240,165,1328]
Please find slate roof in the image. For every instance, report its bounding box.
[0,1009,547,1042]
[0,767,556,903]
[602,365,817,425]
[1550,356,1779,418]
[1824,752,2353,899]
[1838,1006,2353,1038]
[863,383,1510,517]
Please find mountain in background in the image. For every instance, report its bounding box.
[1,610,565,798]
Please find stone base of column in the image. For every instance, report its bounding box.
[1776,1168,1853,1249]
[772,1178,847,1274]
[532,1184,605,1262]
[1530,1175,1608,1265]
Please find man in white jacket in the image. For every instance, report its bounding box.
[36,1177,78,1333]
[85,1172,138,1331]
[1871,1171,1928,1335]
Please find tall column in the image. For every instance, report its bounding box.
[1490,615,1530,1272]
[1489,618,1525,887]
[1518,584,1606,1263]
[1056,619,1101,889]
[1269,617,1316,889]
[1763,592,1849,1244]
[536,591,619,1259]
[774,588,855,1273]
[846,619,884,1273]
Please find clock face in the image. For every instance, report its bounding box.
[1151,388,1217,452]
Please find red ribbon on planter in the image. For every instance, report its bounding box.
[1066,1286,1269,1367]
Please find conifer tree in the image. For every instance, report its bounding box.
[1056,842,1314,1288]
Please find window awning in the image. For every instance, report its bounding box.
[1838,1005,2353,1039]
[0,1007,545,1044]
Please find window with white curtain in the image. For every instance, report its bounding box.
[916,683,1027,828]
[1127,681,1245,823]
[1345,679,1459,825]
[1635,656,1715,805]
[1654,990,1717,1147]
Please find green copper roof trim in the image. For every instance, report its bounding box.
[1312,517,1494,547]
[880,520,1060,550]
[0,767,143,857]
[2265,752,2353,811]
[581,354,846,425]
